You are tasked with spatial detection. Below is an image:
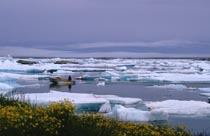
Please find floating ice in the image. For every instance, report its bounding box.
[200,93,210,97]
[115,66,127,71]
[106,97,142,105]
[199,88,210,93]
[97,82,106,86]
[19,91,142,110]
[94,95,142,105]
[0,72,48,81]
[106,105,168,122]
[147,73,210,83]
[22,91,107,105]
[76,76,98,81]
[150,84,188,91]
[0,83,13,92]
[146,100,210,116]
[99,102,112,113]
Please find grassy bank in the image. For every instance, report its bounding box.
[0,94,192,136]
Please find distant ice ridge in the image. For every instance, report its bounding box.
[146,100,210,117]
[150,84,188,91]
[105,105,168,122]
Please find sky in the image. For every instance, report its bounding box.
[0,0,210,57]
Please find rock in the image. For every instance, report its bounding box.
[17,60,37,65]
[47,69,58,73]
[54,60,79,64]
[196,58,210,61]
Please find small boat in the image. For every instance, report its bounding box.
[49,77,75,85]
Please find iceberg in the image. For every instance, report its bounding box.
[199,88,210,93]
[148,73,210,83]
[115,66,127,71]
[99,102,112,113]
[200,93,210,97]
[22,91,107,105]
[150,84,188,91]
[94,95,142,105]
[106,97,142,105]
[0,83,13,92]
[97,82,106,86]
[106,105,168,122]
[146,100,210,116]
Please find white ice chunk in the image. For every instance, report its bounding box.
[0,72,46,80]
[148,73,210,82]
[115,66,127,71]
[0,83,14,94]
[0,83,13,90]
[151,84,188,91]
[146,100,210,116]
[106,97,142,105]
[97,82,106,86]
[99,102,112,113]
[94,95,142,105]
[106,105,168,122]
[21,91,107,105]
[199,88,210,93]
[200,93,210,97]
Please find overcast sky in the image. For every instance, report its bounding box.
[0,0,210,57]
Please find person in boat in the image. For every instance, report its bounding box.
[68,75,72,81]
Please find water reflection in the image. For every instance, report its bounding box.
[49,83,72,92]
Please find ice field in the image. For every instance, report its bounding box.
[1,56,210,132]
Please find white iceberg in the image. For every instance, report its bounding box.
[22,91,107,105]
[199,88,210,93]
[0,83,14,93]
[106,105,168,122]
[95,94,142,105]
[200,93,210,97]
[96,81,106,86]
[99,102,112,113]
[106,97,142,105]
[18,91,142,106]
[150,84,188,91]
[146,100,210,116]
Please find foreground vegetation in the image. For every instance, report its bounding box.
[0,94,192,136]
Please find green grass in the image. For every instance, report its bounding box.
[0,94,193,136]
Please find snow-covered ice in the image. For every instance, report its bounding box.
[199,88,210,93]
[106,105,168,122]
[99,102,112,113]
[146,100,210,116]
[150,84,188,91]
[18,91,142,107]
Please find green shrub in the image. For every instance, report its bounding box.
[0,95,192,136]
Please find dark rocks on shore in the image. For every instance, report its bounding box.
[54,60,79,64]
[16,60,38,65]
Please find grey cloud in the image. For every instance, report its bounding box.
[0,0,210,57]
